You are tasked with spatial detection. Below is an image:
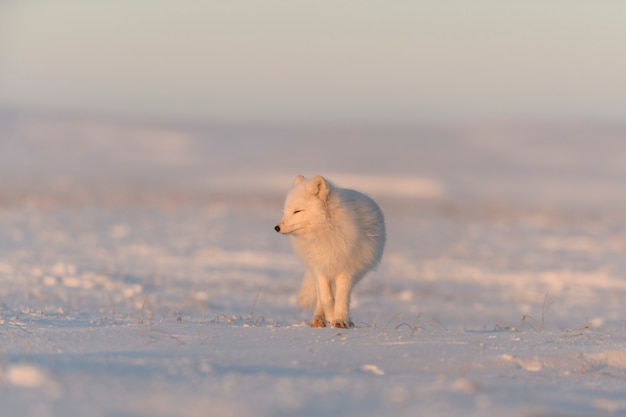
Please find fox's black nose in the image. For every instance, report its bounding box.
[274,225,280,232]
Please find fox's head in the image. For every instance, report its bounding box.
[274,175,330,236]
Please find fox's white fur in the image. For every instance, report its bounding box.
[275,175,385,328]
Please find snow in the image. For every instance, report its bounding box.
[2,112,626,416]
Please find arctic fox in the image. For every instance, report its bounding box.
[275,175,385,328]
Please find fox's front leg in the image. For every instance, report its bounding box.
[310,274,334,327]
[331,273,353,328]
[310,297,326,328]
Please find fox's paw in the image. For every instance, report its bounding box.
[310,317,327,328]
[331,319,354,329]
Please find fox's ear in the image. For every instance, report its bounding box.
[308,175,329,201]
[293,175,306,186]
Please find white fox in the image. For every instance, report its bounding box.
[275,175,385,328]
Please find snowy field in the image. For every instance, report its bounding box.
[2,112,626,417]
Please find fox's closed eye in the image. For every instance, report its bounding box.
[293,210,304,214]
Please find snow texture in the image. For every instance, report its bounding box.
[2,112,626,417]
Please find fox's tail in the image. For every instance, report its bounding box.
[297,270,317,309]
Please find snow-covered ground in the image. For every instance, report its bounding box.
[2,112,626,417]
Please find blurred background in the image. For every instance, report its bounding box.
[2,1,626,124]
[1,1,626,205]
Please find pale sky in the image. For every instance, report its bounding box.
[1,1,625,124]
